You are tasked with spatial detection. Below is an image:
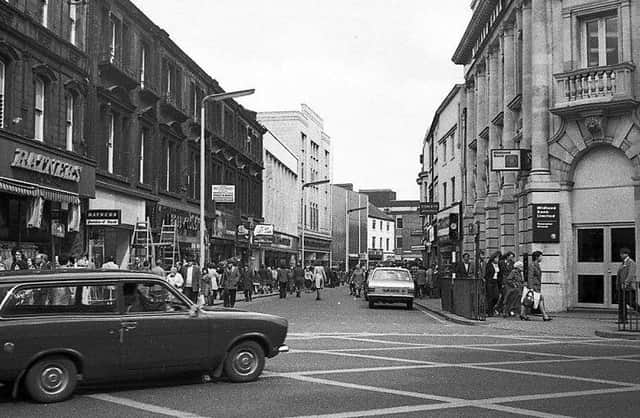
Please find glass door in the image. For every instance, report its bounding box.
[576,225,635,308]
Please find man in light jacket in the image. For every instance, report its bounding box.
[180,259,201,303]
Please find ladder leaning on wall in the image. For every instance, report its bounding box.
[158,221,180,268]
[130,218,153,267]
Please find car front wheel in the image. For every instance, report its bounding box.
[24,355,77,403]
[224,340,265,383]
[406,300,413,310]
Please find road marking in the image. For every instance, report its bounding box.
[416,306,448,324]
[87,393,209,418]
[293,349,437,364]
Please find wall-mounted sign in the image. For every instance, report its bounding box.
[237,225,249,235]
[490,149,531,171]
[11,148,82,183]
[254,224,274,236]
[532,204,560,243]
[419,201,439,215]
[212,185,235,203]
[86,210,121,226]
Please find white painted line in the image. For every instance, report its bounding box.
[294,349,437,365]
[477,403,574,418]
[416,306,448,324]
[483,385,640,405]
[330,336,433,346]
[87,393,209,418]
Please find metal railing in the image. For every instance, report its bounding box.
[618,282,640,332]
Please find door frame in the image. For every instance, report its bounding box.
[573,222,635,308]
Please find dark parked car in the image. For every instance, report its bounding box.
[0,270,288,403]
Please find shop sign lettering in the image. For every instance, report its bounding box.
[532,204,560,243]
[11,148,81,183]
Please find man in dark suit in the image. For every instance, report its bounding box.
[181,258,201,303]
[455,253,475,279]
[618,248,639,321]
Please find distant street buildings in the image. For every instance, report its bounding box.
[258,105,333,267]
[367,203,395,264]
[331,184,368,271]
[418,0,640,311]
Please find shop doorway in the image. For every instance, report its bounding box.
[575,224,635,308]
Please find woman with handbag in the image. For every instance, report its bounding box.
[520,251,552,321]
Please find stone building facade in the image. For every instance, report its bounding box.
[452,0,639,310]
[258,105,333,267]
[331,184,368,271]
[0,0,96,265]
[418,84,467,269]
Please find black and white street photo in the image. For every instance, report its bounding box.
[0,0,639,417]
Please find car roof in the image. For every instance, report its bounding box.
[371,267,410,273]
[0,269,161,285]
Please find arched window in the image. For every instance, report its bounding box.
[34,77,45,141]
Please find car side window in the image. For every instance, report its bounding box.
[122,282,190,314]
[1,284,119,317]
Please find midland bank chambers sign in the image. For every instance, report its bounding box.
[11,148,82,183]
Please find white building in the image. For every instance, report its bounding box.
[368,204,395,265]
[261,131,299,268]
[258,104,333,267]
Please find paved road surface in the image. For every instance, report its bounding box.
[2,287,640,417]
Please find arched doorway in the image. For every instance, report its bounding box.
[571,145,635,308]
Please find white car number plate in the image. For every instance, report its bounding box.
[384,288,400,293]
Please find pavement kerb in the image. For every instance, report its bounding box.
[210,291,279,306]
[413,299,481,326]
[594,329,640,340]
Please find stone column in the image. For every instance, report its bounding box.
[485,47,501,254]
[518,0,532,254]
[530,0,550,175]
[475,65,488,252]
[464,78,477,255]
[500,23,517,254]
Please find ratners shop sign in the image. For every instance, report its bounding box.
[11,148,81,183]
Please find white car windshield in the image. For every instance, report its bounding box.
[371,270,412,282]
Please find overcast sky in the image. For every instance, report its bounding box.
[132,0,472,200]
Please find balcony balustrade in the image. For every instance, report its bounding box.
[551,63,637,117]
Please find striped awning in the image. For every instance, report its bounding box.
[0,177,80,205]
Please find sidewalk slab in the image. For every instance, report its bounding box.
[413,298,483,326]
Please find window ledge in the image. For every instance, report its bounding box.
[97,170,130,185]
[159,190,183,200]
[137,183,153,192]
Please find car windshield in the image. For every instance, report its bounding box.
[371,270,412,282]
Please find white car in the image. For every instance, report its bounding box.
[366,267,415,310]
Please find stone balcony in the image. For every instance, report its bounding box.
[551,63,637,117]
[98,49,138,91]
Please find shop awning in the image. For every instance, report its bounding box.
[0,177,80,205]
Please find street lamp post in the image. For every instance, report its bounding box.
[199,89,255,267]
[301,179,330,267]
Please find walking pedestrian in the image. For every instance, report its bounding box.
[222,261,240,307]
[292,262,305,297]
[414,265,428,298]
[258,265,270,294]
[151,259,165,278]
[181,259,201,303]
[242,266,254,302]
[10,249,28,271]
[199,267,212,305]
[313,262,326,301]
[618,248,639,321]
[503,260,525,317]
[277,262,290,299]
[484,251,502,316]
[351,264,366,298]
[520,251,552,321]
[210,265,220,303]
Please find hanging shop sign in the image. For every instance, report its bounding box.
[490,149,531,171]
[86,209,121,226]
[11,148,81,183]
[211,185,235,203]
[419,201,439,215]
[532,204,560,243]
[254,224,274,237]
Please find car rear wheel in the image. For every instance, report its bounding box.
[406,300,413,310]
[224,340,265,383]
[24,355,77,403]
